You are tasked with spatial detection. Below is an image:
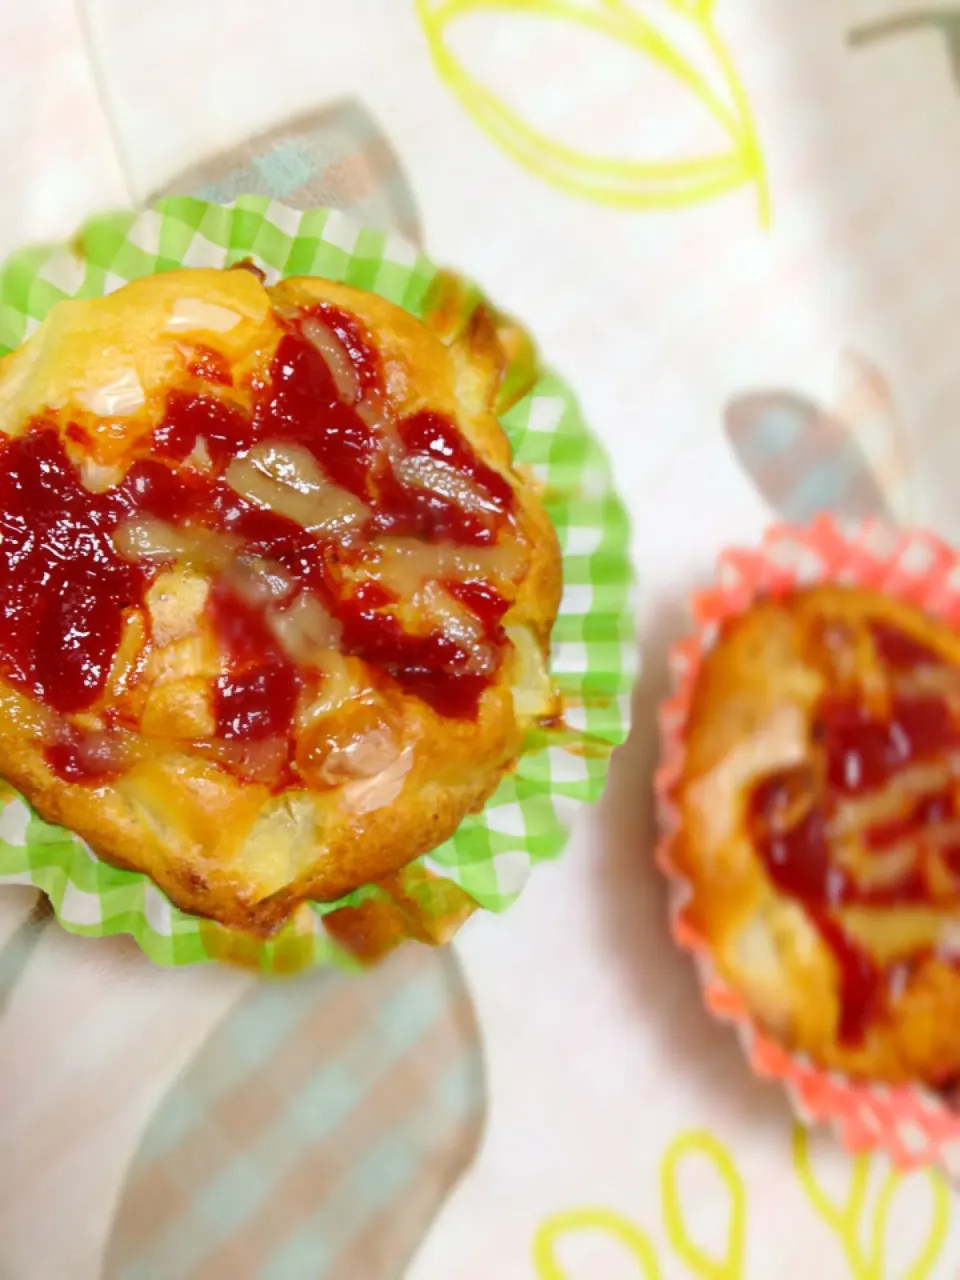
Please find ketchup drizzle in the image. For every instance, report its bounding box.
[0,304,515,784]
[747,618,960,1044]
[208,585,301,742]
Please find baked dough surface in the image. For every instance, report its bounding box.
[0,267,561,934]
[674,585,960,1084]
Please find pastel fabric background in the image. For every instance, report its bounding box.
[3,1,960,1277]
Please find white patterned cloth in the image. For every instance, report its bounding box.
[3,3,960,1278]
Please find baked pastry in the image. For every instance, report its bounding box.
[0,266,561,934]
[673,584,960,1084]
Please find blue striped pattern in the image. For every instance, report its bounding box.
[107,951,484,1279]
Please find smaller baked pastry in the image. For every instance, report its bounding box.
[673,585,960,1084]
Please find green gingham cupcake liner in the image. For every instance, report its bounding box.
[0,197,636,971]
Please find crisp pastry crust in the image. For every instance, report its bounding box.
[674,585,960,1084]
[0,267,561,935]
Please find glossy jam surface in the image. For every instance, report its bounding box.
[45,726,124,786]
[0,427,146,715]
[209,585,301,742]
[869,621,942,670]
[821,694,960,796]
[187,344,233,386]
[443,579,511,634]
[336,581,491,721]
[864,790,954,851]
[152,391,254,471]
[747,616,960,1044]
[311,303,383,398]
[0,303,516,780]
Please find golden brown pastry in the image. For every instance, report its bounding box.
[0,267,561,934]
[673,585,960,1084]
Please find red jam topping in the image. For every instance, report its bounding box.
[864,790,954,851]
[152,391,255,472]
[869,621,943,669]
[187,345,233,386]
[814,916,897,1046]
[208,585,301,742]
[255,331,378,499]
[44,725,123,787]
[0,305,516,782]
[372,412,510,546]
[822,695,960,796]
[748,619,960,1045]
[309,303,382,397]
[336,581,490,720]
[0,427,146,715]
[443,579,511,635]
[749,771,920,1044]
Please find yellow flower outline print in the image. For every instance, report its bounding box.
[533,1210,662,1280]
[792,1128,950,1280]
[415,0,770,223]
[662,1132,745,1280]
[531,1126,952,1279]
[532,1129,746,1280]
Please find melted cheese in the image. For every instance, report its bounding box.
[75,367,145,417]
[225,445,370,535]
[301,316,359,402]
[166,298,242,334]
